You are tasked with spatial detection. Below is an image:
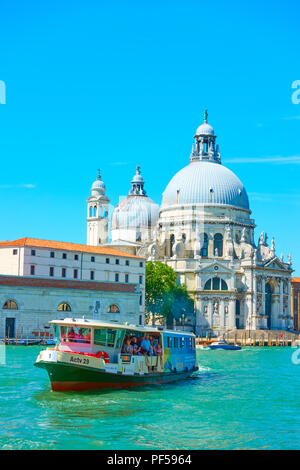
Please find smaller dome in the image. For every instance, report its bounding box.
[132,173,144,183]
[111,165,159,233]
[111,196,159,230]
[91,170,106,195]
[131,165,144,184]
[195,122,214,136]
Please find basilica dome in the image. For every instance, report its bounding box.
[111,195,159,230]
[162,161,249,210]
[111,166,160,231]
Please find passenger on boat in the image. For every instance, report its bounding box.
[67,328,76,341]
[140,335,152,356]
[131,337,141,355]
[152,336,159,349]
[122,339,133,354]
[83,331,91,343]
[149,339,155,356]
[75,329,84,342]
[155,343,162,356]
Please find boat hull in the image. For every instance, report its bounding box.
[209,345,241,350]
[35,360,196,392]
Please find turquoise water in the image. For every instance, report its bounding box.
[0,346,299,450]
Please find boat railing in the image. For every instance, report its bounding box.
[117,353,163,374]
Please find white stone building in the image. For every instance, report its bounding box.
[0,238,145,338]
[97,111,293,334]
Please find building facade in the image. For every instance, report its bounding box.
[291,278,300,331]
[92,112,293,335]
[0,238,145,338]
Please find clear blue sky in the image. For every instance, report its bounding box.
[0,0,299,274]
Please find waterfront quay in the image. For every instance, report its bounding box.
[224,329,300,347]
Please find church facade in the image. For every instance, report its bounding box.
[87,112,293,335]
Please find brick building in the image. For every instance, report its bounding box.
[0,238,145,338]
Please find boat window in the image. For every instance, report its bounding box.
[54,325,60,343]
[94,328,107,346]
[107,329,117,347]
[94,328,117,347]
[167,336,172,348]
[174,337,178,349]
[180,337,185,348]
[60,326,91,343]
[115,329,125,349]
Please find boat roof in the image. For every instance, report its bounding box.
[50,317,195,337]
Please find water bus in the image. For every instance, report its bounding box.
[34,318,198,391]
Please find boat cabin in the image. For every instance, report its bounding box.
[50,318,196,374]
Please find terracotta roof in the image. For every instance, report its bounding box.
[292,277,300,283]
[0,237,144,259]
[0,275,137,293]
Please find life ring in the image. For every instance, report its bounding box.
[95,350,110,363]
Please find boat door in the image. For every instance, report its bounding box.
[5,318,15,338]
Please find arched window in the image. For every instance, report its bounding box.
[89,206,93,217]
[107,304,120,313]
[212,277,220,290]
[214,233,223,257]
[93,205,97,217]
[170,234,175,257]
[3,300,18,309]
[182,233,186,244]
[203,278,228,291]
[200,233,208,257]
[57,302,71,312]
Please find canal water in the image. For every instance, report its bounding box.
[0,346,299,450]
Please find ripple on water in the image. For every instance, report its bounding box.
[0,346,300,449]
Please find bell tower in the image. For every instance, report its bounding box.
[87,169,110,246]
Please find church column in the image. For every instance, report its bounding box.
[208,234,214,259]
[208,300,213,329]
[252,274,257,327]
[228,298,236,329]
[196,296,204,335]
[220,298,225,330]
[279,278,284,327]
[262,277,266,316]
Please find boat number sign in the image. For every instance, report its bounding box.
[69,355,90,365]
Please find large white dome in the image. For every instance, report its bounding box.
[111,195,159,230]
[161,161,249,210]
